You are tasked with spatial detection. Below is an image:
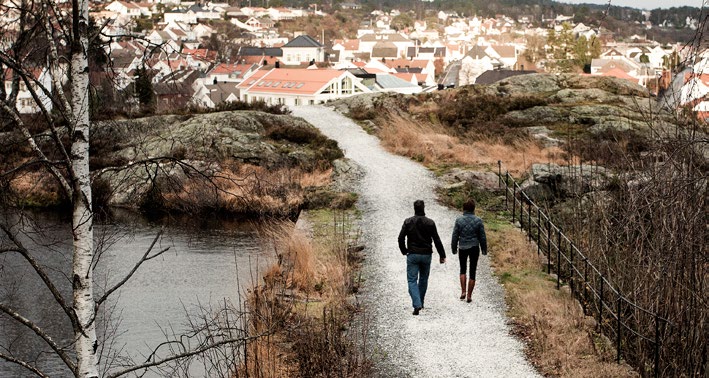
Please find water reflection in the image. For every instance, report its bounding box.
[0,209,272,377]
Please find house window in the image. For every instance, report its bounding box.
[309,100,314,105]
[295,98,301,105]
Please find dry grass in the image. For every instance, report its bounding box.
[488,220,637,378]
[9,170,64,206]
[377,113,565,174]
[156,164,332,216]
[241,212,369,376]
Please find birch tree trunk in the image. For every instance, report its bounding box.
[70,0,99,375]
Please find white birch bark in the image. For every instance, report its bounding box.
[70,0,99,375]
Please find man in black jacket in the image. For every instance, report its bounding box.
[398,200,446,315]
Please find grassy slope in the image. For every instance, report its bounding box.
[339,82,648,375]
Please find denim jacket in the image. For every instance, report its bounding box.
[451,212,487,254]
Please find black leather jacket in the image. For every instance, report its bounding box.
[398,214,446,258]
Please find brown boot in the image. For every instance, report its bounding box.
[466,279,476,303]
[459,274,467,300]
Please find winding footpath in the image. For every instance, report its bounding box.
[292,106,539,378]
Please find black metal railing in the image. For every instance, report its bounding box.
[497,161,670,377]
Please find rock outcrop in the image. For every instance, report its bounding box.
[89,110,344,213]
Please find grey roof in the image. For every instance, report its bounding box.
[188,4,206,12]
[375,74,419,89]
[394,67,423,74]
[283,35,323,48]
[238,47,283,57]
[110,51,138,69]
[360,33,410,43]
[407,46,445,58]
[474,70,535,85]
[465,45,490,59]
[205,82,239,104]
[154,69,201,95]
[371,41,397,58]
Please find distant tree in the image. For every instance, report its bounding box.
[524,34,546,64]
[589,35,602,60]
[639,53,650,63]
[574,35,590,71]
[391,13,414,31]
[134,66,155,112]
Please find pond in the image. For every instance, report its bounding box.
[0,209,272,377]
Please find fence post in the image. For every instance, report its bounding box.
[557,227,562,290]
[505,172,509,210]
[519,190,524,226]
[569,241,575,295]
[537,208,541,256]
[583,258,589,314]
[599,279,604,330]
[527,200,532,242]
[498,160,502,189]
[547,220,552,274]
[654,315,660,378]
[512,184,517,223]
[617,297,622,363]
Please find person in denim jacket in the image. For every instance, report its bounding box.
[451,198,487,303]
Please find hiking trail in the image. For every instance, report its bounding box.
[292,106,539,377]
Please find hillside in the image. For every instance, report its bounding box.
[328,73,707,377]
[2,110,355,217]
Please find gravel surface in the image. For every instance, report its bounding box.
[292,106,540,378]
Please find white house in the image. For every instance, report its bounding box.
[237,68,371,106]
[206,63,260,83]
[163,9,197,24]
[3,67,53,114]
[280,35,325,65]
[358,33,414,58]
[459,45,498,85]
[332,39,360,62]
[104,1,151,18]
[486,45,517,69]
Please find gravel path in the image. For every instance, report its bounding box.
[292,106,540,378]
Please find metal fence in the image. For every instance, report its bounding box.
[497,162,670,377]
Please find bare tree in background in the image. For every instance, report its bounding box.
[0,0,257,376]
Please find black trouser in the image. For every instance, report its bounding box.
[458,246,480,280]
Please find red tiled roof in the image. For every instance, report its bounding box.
[238,68,348,95]
[600,68,639,84]
[182,48,217,62]
[209,63,253,77]
[3,67,43,81]
[334,39,359,51]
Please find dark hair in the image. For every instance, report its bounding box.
[463,198,476,213]
[414,199,425,215]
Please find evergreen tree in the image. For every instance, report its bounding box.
[135,65,155,112]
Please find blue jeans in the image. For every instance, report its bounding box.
[406,253,432,309]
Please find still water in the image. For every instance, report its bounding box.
[0,209,272,377]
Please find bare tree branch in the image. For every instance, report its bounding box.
[0,303,77,373]
[0,100,73,198]
[105,334,266,378]
[95,229,169,307]
[0,223,79,330]
[0,352,51,378]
